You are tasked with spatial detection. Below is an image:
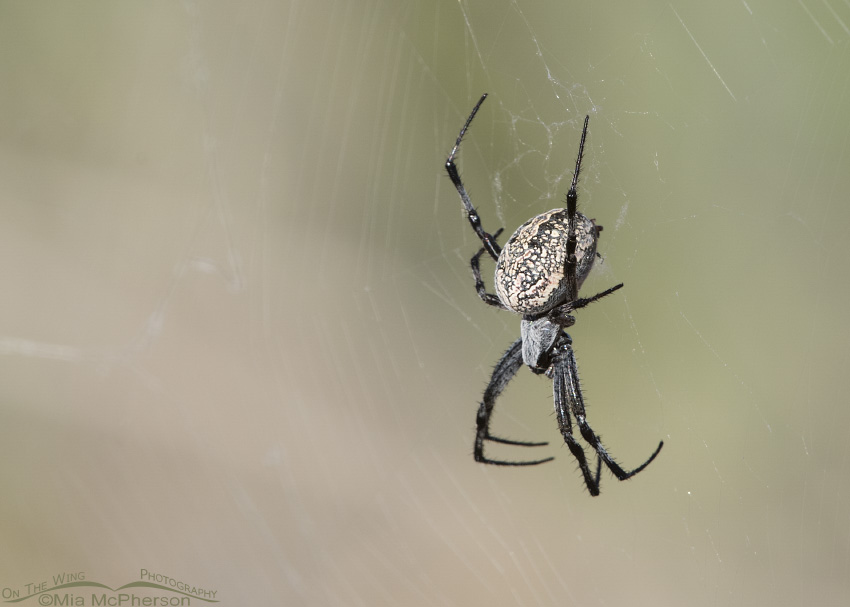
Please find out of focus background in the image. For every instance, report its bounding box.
[2,2,849,605]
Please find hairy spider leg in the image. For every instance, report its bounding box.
[564,115,590,303]
[546,283,624,326]
[470,228,506,309]
[474,338,554,466]
[552,338,664,495]
[552,349,603,495]
[446,93,502,262]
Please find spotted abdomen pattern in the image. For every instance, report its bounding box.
[494,209,598,315]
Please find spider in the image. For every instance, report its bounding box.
[445,94,663,496]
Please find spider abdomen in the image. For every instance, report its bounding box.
[494,209,598,315]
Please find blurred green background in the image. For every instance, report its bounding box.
[1,1,849,605]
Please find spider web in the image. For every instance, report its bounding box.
[1,1,850,606]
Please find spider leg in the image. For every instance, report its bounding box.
[475,338,553,466]
[471,228,507,309]
[570,283,624,310]
[446,93,502,261]
[552,340,602,495]
[564,116,590,301]
[547,283,624,327]
[552,337,663,495]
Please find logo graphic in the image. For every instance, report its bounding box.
[2,570,218,606]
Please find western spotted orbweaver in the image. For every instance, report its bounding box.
[445,94,663,495]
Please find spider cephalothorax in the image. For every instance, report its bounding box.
[445,93,662,496]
